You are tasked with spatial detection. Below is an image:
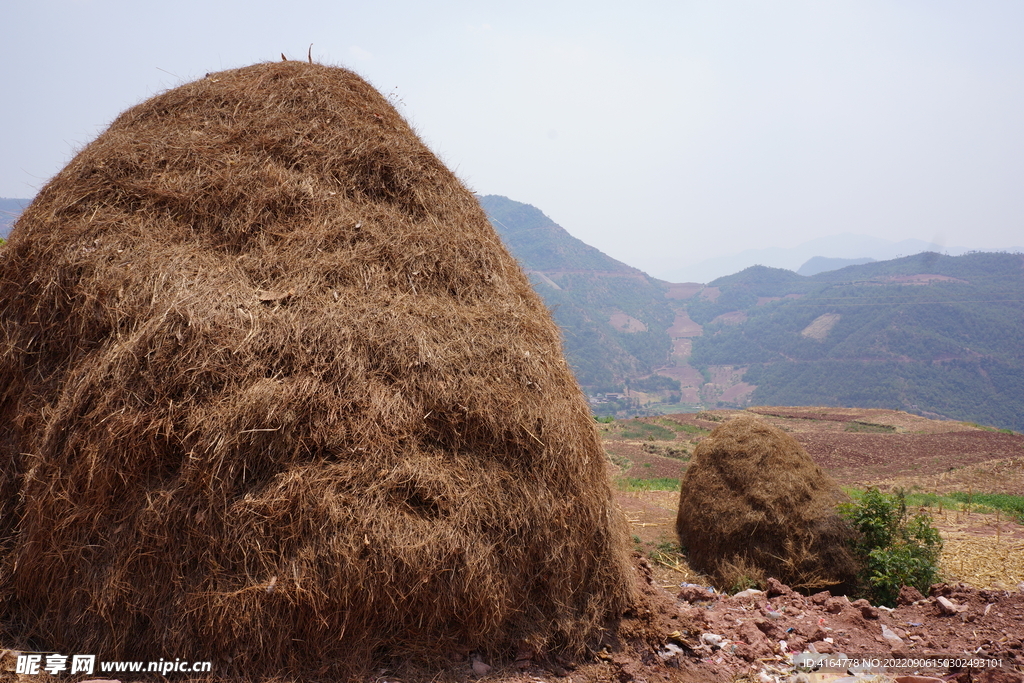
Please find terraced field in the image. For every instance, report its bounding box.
[606,407,1024,591]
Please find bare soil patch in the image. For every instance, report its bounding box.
[795,431,1023,485]
[583,408,1024,682]
[886,457,1024,497]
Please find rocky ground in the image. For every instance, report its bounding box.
[580,407,1024,683]
[358,559,1024,683]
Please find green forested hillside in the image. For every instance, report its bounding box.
[479,195,678,392]
[479,195,631,273]
[690,253,1024,430]
[484,194,1024,429]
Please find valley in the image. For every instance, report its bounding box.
[482,195,1024,432]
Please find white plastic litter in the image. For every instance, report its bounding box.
[701,632,724,647]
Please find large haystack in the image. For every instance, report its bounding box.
[0,61,634,678]
[676,415,858,593]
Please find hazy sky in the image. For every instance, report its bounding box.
[3,1,1022,278]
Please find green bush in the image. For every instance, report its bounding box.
[839,488,942,606]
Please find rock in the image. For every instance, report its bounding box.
[547,663,568,677]
[852,598,879,619]
[738,621,771,647]
[810,591,832,605]
[824,596,847,614]
[470,655,491,677]
[677,605,710,630]
[678,584,717,603]
[970,670,1024,683]
[881,624,904,649]
[514,644,534,669]
[730,642,755,662]
[896,585,925,605]
[809,627,830,642]
[766,577,793,598]
[936,596,962,615]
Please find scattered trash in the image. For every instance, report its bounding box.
[792,651,828,671]
[656,642,685,662]
[701,632,725,648]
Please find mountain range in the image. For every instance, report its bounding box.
[654,233,1024,284]
[481,195,1024,431]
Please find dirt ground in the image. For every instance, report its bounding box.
[580,408,1024,683]
[2,408,1022,683]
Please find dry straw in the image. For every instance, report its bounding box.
[675,415,859,593]
[0,61,634,679]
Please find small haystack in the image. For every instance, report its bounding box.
[0,61,634,678]
[676,415,858,593]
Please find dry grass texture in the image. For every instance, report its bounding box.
[675,415,859,593]
[0,61,634,678]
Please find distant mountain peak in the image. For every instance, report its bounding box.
[797,256,877,276]
[478,194,639,275]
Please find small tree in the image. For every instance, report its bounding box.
[839,488,942,606]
